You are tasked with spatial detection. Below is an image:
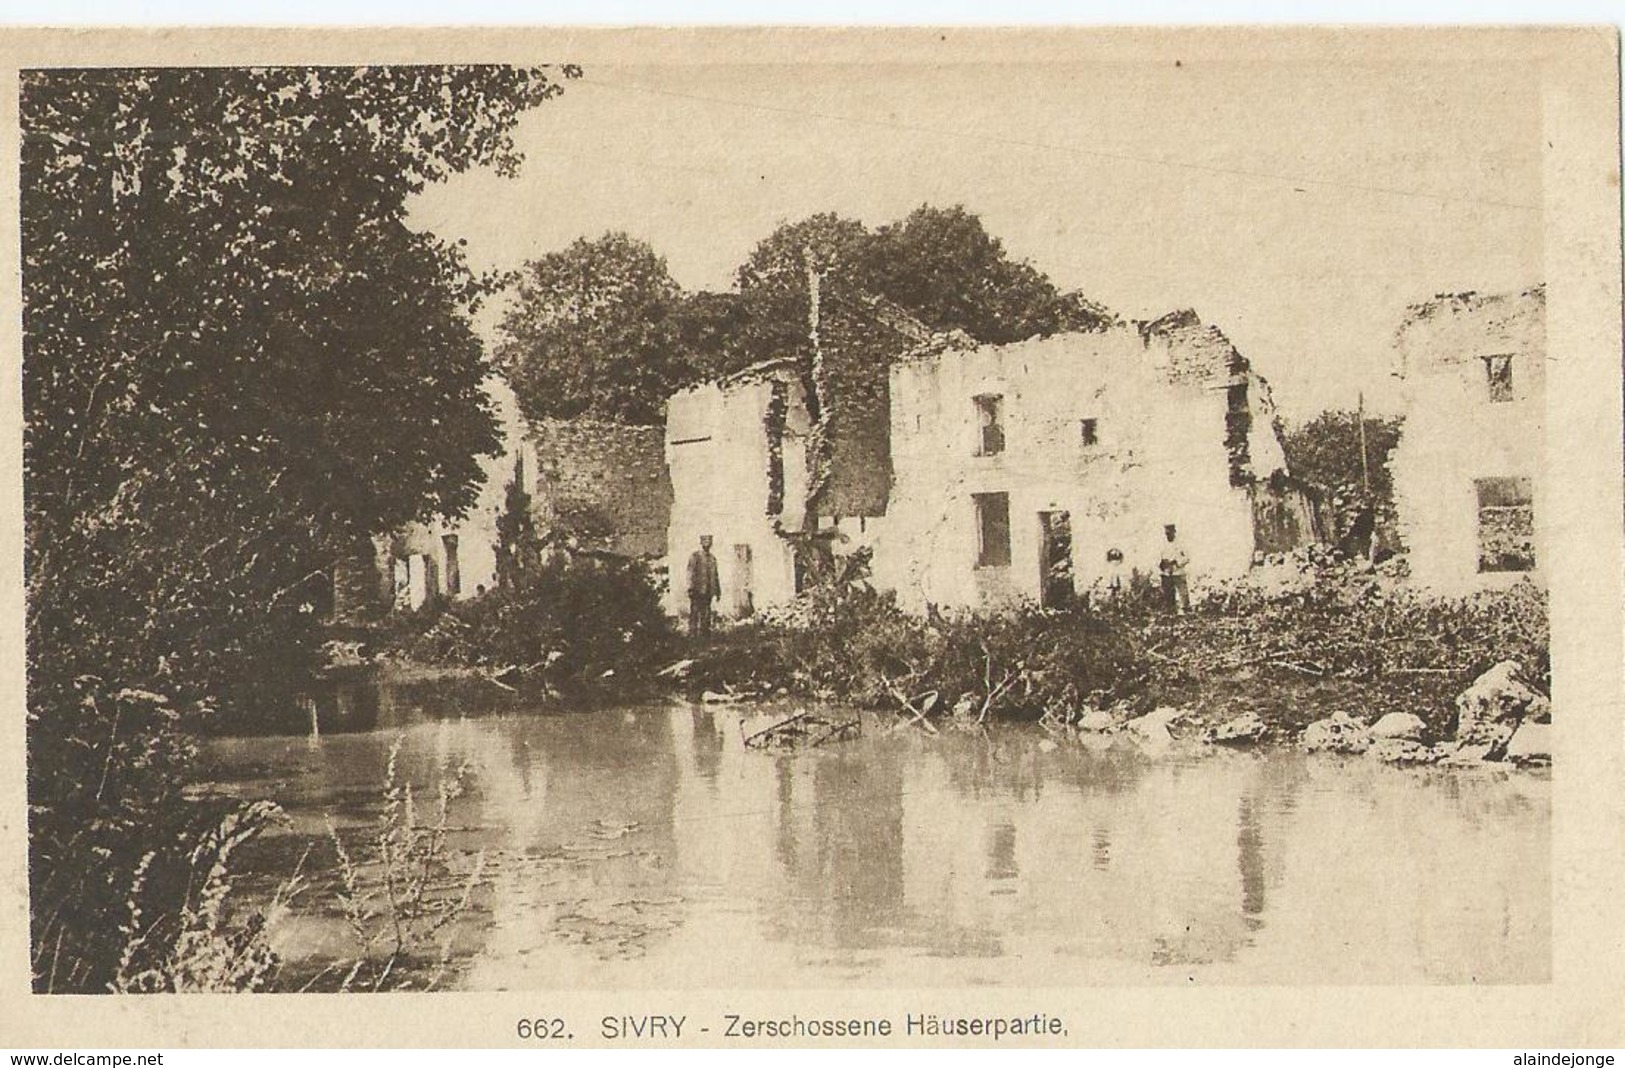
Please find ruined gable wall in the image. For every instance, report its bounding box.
[664,374,808,618]
[875,326,1258,612]
[1389,286,1545,591]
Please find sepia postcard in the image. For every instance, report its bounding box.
[0,24,1622,1049]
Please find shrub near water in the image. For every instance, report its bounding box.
[1152,573,1550,735]
[391,555,676,692]
[693,569,1548,736]
[698,583,1149,722]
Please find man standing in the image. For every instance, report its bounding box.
[686,534,721,638]
[1158,524,1190,614]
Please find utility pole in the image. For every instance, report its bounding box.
[1357,390,1370,494]
[803,247,821,350]
[800,247,825,543]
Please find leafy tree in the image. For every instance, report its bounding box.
[729,205,1114,370]
[498,205,1113,427]
[495,232,694,426]
[731,211,874,366]
[863,204,1112,342]
[22,64,578,991]
[1283,410,1405,502]
[670,289,754,381]
[1283,409,1406,551]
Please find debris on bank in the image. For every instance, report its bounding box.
[742,709,861,752]
[1204,711,1269,745]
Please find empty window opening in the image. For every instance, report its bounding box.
[1080,418,1099,446]
[974,394,1005,456]
[732,543,754,617]
[974,492,1012,568]
[1483,355,1514,403]
[1475,476,1535,572]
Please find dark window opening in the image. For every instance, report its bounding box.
[1080,418,1099,446]
[1039,510,1074,607]
[974,491,1012,568]
[1224,382,1253,488]
[974,394,1005,456]
[1483,355,1514,403]
[1476,476,1535,572]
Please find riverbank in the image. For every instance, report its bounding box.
[674,565,1548,761]
[363,555,1548,765]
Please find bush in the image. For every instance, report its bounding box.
[26,679,282,988]
[1138,572,1549,734]
[388,554,676,693]
[689,560,1548,737]
[694,580,1149,723]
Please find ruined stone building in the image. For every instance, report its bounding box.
[662,310,1322,618]
[334,378,671,618]
[663,356,890,619]
[1388,285,1545,592]
[873,312,1319,612]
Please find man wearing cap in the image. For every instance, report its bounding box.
[686,534,722,638]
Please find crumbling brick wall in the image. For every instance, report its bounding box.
[530,418,673,558]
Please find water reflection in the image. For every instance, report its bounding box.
[203,687,1551,989]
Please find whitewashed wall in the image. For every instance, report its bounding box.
[873,329,1278,612]
[1389,287,1546,593]
[664,370,808,619]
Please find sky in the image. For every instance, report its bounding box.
[407,48,1545,421]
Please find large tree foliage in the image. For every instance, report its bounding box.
[22,64,578,991]
[1282,410,1405,503]
[733,205,1113,359]
[863,204,1112,343]
[497,204,1114,426]
[495,232,693,426]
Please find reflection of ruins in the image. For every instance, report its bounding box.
[764,754,907,949]
[204,695,1549,987]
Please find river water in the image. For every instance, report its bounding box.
[203,676,1550,989]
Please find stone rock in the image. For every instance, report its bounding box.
[1455,660,1548,747]
[1524,694,1552,724]
[1037,738,1059,754]
[1129,722,1172,748]
[1076,709,1116,733]
[1503,722,1552,766]
[1205,711,1268,745]
[1367,737,1437,765]
[1125,715,1172,747]
[1370,712,1427,741]
[1300,711,1372,755]
[1436,742,1496,767]
[1077,730,1115,753]
[1143,706,1188,729]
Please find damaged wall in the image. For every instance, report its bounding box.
[529,418,672,559]
[873,316,1307,613]
[351,379,676,618]
[664,362,818,619]
[1388,285,1545,593]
